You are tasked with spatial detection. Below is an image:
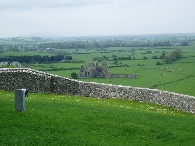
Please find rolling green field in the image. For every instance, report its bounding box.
[1,39,195,146]
[1,90,195,146]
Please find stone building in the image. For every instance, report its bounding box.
[79,61,137,79]
[79,62,111,78]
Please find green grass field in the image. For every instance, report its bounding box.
[1,90,195,146]
[42,48,195,96]
[1,45,195,145]
[1,46,195,96]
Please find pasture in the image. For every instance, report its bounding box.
[1,37,195,146]
[0,45,195,96]
[38,46,195,96]
[1,90,195,146]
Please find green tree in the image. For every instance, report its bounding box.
[163,56,172,64]
[181,42,188,46]
[156,61,162,65]
[71,72,78,79]
[143,56,148,59]
[103,56,108,60]
[172,49,182,60]
[152,55,158,59]
[163,49,182,64]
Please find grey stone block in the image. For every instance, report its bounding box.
[15,89,26,112]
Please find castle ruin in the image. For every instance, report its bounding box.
[79,61,137,79]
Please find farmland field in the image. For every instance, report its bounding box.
[38,46,195,96]
[1,44,194,96]
[1,36,195,146]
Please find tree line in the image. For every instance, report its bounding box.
[39,40,173,49]
[0,55,64,63]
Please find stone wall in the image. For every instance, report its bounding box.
[0,68,195,114]
[0,68,51,92]
[111,74,137,78]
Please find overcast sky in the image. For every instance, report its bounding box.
[0,0,195,38]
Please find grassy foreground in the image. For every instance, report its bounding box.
[0,90,195,146]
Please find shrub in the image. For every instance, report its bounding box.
[152,55,158,59]
[71,72,78,79]
[156,61,162,65]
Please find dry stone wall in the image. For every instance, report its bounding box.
[0,68,195,114]
[111,74,137,78]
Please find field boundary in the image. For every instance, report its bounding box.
[0,68,195,113]
[151,75,194,88]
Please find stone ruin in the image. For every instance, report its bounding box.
[79,62,111,78]
[0,68,195,114]
[79,61,137,79]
